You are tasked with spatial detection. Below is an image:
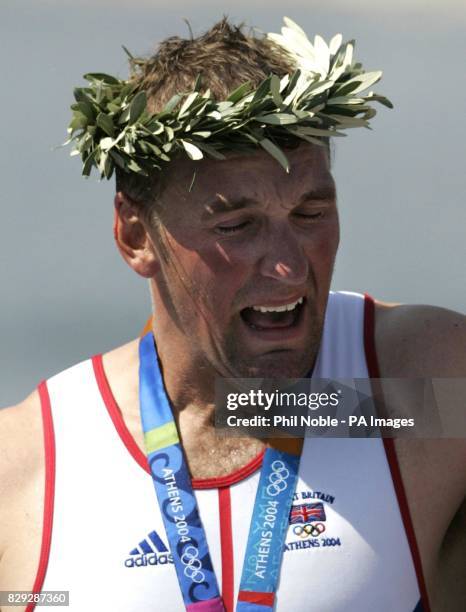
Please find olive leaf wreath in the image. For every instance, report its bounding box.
[66,17,392,179]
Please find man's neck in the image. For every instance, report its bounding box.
[151,323,231,416]
[102,337,265,480]
[150,335,267,478]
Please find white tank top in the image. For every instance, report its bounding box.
[32,292,428,612]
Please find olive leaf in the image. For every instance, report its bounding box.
[181,140,203,160]
[129,91,147,124]
[259,138,290,172]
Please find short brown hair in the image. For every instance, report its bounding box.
[115,18,294,209]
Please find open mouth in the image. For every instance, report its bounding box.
[240,297,306,331]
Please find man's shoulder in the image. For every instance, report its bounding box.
[0,338,138,482]
[0,339,139,561]
[372,299,466,476]
[0,391,43,473]
[101,339,140,412]
[0,337,138,429]
[101,337,139,373]
[0,392,44,556]
[40,338,139,393]
[374,300,465,377]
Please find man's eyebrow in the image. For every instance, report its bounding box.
[298,186,337,203]
[201,195,260,218]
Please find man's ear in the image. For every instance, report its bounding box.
[113,192,159,278]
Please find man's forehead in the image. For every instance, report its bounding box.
[165,143,333,210]
[204,142,330,177]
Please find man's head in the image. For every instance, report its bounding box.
[115,17,330,208]
[114,19,338,383]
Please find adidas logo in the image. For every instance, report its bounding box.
[124,530,174,568]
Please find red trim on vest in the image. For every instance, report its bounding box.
[238,591,275,606]
[93,354,264,489]
[218,488,234,612]
[363,293,381,378]
[92,354,150,474]
[27,382,56,612]
[383,439,431,612]
[363,293,431,612]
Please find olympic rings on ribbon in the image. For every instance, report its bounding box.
[266,460,290,497]
[292,522,326,538]
[180,545,206,583]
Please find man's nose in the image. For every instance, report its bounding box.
[258,224,309,286]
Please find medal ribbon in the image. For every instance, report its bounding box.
[139,332,302,611]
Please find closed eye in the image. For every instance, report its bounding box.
[215,210,325,234]
[215,220,251,234]
[294,211,324,220]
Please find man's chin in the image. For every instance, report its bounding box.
[236,350,316,379]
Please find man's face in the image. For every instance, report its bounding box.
[148,143,339,379]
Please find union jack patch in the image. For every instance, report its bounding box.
[289,502,326,524]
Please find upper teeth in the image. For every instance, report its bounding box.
[252,297,303,313]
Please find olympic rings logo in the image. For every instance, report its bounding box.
[180,545,206,584]
[266,460,290,497]
[293,522,326,538]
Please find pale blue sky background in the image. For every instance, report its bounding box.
[1,0,465,405]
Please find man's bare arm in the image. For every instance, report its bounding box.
[375,302,466,610]
[375,301,466,500]
[0,392,45,598]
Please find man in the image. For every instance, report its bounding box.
[0,17,464,612]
